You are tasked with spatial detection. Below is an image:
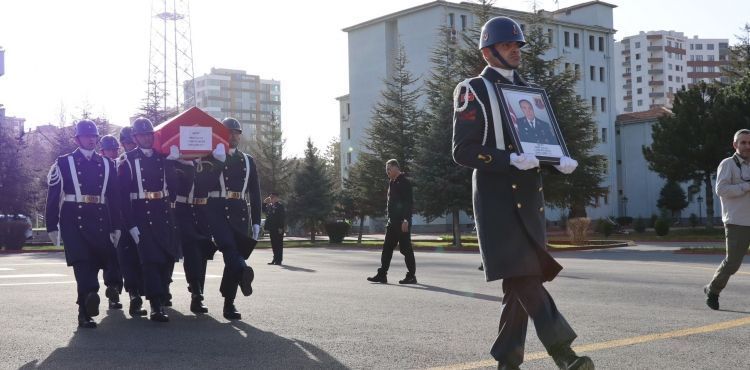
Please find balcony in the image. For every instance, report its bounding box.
[648,80,664,86]
[623,95,632,101]
[646,34,663,40]
[621,49,630,55]
[664,46,686,55]
[649,92,665,98]
[622,84,632,89]
[648,69,664,75]
[647,57,663,63]
[622,72,631,78]
[647,46,663,52]
[622,61,631,66]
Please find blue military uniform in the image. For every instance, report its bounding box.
[46,148,120,326]
[262,199,285,264]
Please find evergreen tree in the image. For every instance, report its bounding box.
[136,80,177,125]
[287,138,334,241]
[657,180,689,219]
[454,0,496,77]
[0,124,31,214]
[324,138,342,192]
[517,11,606,217]
[722,23,750,83]
[250,114,292,197]
[344,152,388,242]
[413,24,472,247]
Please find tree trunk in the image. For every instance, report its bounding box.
[704,174,715,229]
[310,221,316,242]
[451,210,462,248]
[569,202,588,218]
[357,217,364,243]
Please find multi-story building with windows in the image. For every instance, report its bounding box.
[185,68,281,150]
[615,31,728,113]
[340,0,618,229]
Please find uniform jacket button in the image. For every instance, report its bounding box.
[511,184,517,189]
[539,207,544,212]
[147,211,150,214]
[539,187,543,192]
[517,203,522,208]
[149,221,153,225]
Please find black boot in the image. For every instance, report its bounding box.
[399,274,417,285]
[77,312,97,328]
[704,285,719,310]
[189,282,208,314]
[240,266,254,297]
[149,298,169,323]
[129,293,147,317]
[551,346,594,370]
[367,270,387,284]
[223,299,242,320]
[84,292,100,317]
[164,291,173,307]
[106,286,122,310]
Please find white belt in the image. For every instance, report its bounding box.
[130,190,168,200]
[63,194,105,204]
[175,195,208,205]
[208,191,245,200]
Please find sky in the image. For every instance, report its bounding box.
[0,0,748,157]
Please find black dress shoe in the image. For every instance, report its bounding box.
[552,346,594,370]
[268,260,277,265]
[498,364,520,370]
[478,264,484,271]
[399,275,418,284]
[105,286,122,309]
[704,286,719,310]
[240,266,254,296]
[149,301,169,323]
[223,300,242,320]
[190,294,209,314]
[77,314,97,329]
[84,292,100,317]
[367,273,387,284]
[129,295,147,317]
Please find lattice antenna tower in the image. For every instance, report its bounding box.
[147,0,196,115]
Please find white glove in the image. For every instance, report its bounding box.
[48,231,59,246]
[129,227,141,245]
[110,230,121,246]
[509,153,540,171]
[177,159,194,166]
[213,143,226,162]
[166,145,180,160]
[252,224,260,240]
[554,156,578,175]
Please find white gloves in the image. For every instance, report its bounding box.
[129,227,141,245]
[48,231,59,246]
[110,230,121,247]
[177,159,194,166]
[555,156,578,175]
[509,153,540,171]
[166,145,180,160]
[252,224,260,240]
[213,143,226,162]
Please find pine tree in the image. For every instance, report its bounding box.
[517,10,606,217]
[413,25,472,247]
[657,180,688,220]
[722,23,750,83]
[344,153,388,242]
[324,138,342,193]
[136,80,177,125]
[0,124,31,214]
[250,114,292,197]
[455,0,496,77]
[287,138,334,241]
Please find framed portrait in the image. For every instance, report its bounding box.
[493,83,569,164]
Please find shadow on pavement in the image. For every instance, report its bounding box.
[394,283,501,302]
[279,264,316,273]
[19,306,346,369]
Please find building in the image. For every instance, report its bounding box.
[0,46,5,77]
[615,31,729,113]
[185,68,281,150]
[341,0,619,228]
[615,107,718,222]
[0,105,25,136]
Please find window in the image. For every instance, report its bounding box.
[565,62,571,71]
[547,28,553,44]
[636,65,642,71]
[636,76,642,83]
[637,99,643,106]
[564,31,570,47]
[591,96,597,111]
[573,33,579,48]
[346,103,350,115]
[635,41,641,48]
[668,75,673,81]
[599,36,604,51]
[347,152,351,165]
[448,13,454,27]
[667,40,672,47]
[637,88,643,94]
[668,63,673,70]
[690,55,695,61]
[460,15,467,31]
[690,44,694,50]
[708,55,715,61]
[574,64,580,76]
[635,53,641,60]
[601,97,606,112]
[707,43,715,50]
[708,66,716,72]
[696,55,703,61]
[599,67,605,81]
[589,35,595,50]
[695,43,703,50]
[669,86,674,93]
[601,127,607,143]
[590,66,595,80]
[347,127,350,140]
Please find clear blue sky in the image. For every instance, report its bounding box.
[0,0,747,156]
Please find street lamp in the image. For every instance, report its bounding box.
[622,196,629,217]
[697,195,704,224]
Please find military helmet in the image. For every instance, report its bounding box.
[74,119,99,137]
[100,135,120,150]
[478,16,526,49]
[222,117,242,133]
[119,126,134,144]
[132,117,154,135]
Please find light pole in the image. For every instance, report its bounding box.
[622,196,629,217]
[697,195,704,224]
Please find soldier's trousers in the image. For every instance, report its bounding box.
[491,276,577,366]
[182,241,208,291]
[117,238,144,295]
[103,245,123,291]
[708,224,750,295]
[72,261,100,307]
[270,231,283,263]
[142,261,175,303]
[219,244,246,300]
[378,222,416,276]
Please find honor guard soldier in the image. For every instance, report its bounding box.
[262,192,285,265]
[45,120,122,328]
[98,135,124,310]
[117,117,179,322]
[206,117,260,320]
[115,127,147,317]
[451,17,590,370]
[171,145,225,314]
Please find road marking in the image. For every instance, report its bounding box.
[628,261,750,276]
[0,274,67,279]
[0,281,76,287]
[422,316,750,370]
[0,268,14,271]
[0,262,66,267]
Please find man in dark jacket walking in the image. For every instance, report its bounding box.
[367,159,417,285]
[263,192,286,265]
[452,17,591,370]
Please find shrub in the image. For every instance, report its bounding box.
[654,218,670,236]
[616,216,633,227]
[634,217,646,233]
[0,220,28,250]
[649,214,658,228]
[596,218,614,238]
[566,217,590,245]
[689,213,698,228]
[324,220,351,243]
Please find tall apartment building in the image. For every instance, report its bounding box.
[185,68,281,150]
[340,0,618,226]
[615,31,728,113]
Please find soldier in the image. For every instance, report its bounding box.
[45,120,121,328]
[117,117,179,322]
[262,192,286,265]
[115,127,147,317]
[98,134,124,310]
[171,145,225,314]
[206,117,260,320]
[451,17,591,370]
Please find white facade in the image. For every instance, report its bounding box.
[341,0,619,224]
[0,46,4,77]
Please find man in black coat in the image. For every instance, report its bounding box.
[516,99,557,145]
[367,159,417,285]
[452,17,590,370]
[263,192,286,265]
[45,120,121,328]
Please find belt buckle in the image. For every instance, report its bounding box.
[146,192,162,200]
[193,198,208,205]
[227,191,242,199]
[82,195,100,204]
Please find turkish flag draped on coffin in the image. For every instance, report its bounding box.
[153,107,230,158]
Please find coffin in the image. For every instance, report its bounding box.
[153,107,230,158]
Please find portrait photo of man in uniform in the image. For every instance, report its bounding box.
[515,98,557,145]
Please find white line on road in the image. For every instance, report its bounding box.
[0,262,67,267]
[0,274,67,279]
[0,281,76,287]
[0,268,15,271]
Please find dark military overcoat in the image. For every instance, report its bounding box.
[452,66,562,283]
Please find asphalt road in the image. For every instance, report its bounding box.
[0,244,748,369]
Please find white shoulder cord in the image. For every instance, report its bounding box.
[453,78,505,150]
[219,171,227,197]
[134,158,145,199]
[480,77,506,150]
[100,157,110,200]
[241,153,251,196]
[67,156,83,202]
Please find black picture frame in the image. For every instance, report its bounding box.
[493,83,569,164]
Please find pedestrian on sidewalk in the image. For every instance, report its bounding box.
[263,192,286,265]
[367,159,417,285]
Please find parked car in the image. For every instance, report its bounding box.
[0,214,33,250]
